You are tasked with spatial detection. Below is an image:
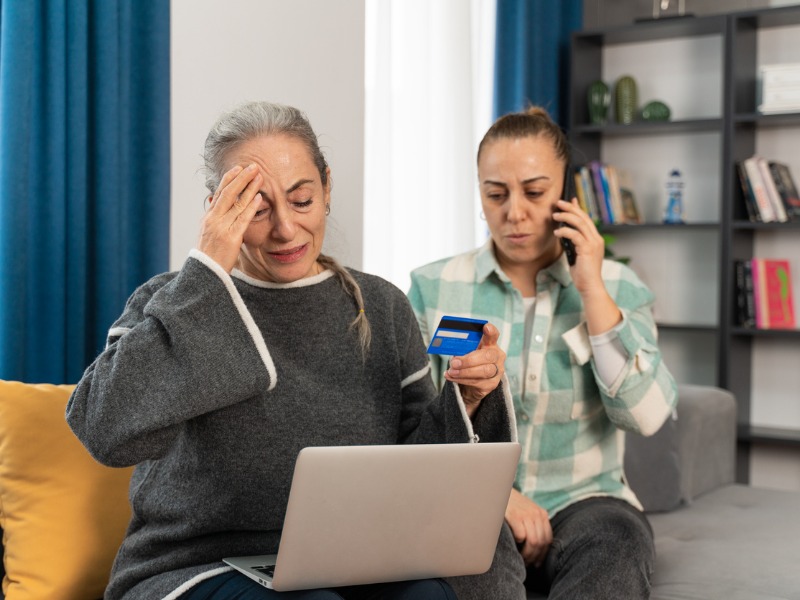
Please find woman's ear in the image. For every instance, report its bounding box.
[324,166,332,204]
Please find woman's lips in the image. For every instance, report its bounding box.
[505,233,531,245]
[269,244,308,263]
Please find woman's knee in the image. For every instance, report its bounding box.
[385,579,457,600]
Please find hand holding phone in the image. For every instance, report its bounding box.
[559,166,577,266]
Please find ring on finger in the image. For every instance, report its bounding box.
[489,363,499,379]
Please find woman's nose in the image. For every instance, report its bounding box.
[506,193,526,223]
[271,206,297,241]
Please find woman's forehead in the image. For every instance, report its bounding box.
[226,134,318,177]
[479,136,561,175]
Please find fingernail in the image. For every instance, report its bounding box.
[246,163,257,171]
[450,358,462,369]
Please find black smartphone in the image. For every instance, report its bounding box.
[559,165,577,266]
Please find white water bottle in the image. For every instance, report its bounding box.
[664,168,685,224]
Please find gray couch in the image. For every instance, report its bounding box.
[529,384,800,599]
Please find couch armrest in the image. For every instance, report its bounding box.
[624,384,737,512]
[674,384,737,502]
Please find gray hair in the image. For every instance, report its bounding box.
[203,101,328,194]
[203,101,371,356]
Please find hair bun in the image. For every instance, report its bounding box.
[524,105,552,120]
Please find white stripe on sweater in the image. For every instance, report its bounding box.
[161,565,233,600]
[189,249,278,391]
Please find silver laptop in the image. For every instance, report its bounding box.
[223,441,521,591]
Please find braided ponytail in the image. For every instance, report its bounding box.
[317,254,372,358]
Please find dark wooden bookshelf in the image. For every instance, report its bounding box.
[571,5,800,484]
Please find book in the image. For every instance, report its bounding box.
[573,172,588,214]
[735,260,756,328]
[578,166,600,222]
[605,165,625,224]
[736,162,762,223]
[589,161,611,224]
[751,258,796,329]
[768,161,800,221]
[742,157,777,222]
[615,169,641,224]
[756,157,788,222]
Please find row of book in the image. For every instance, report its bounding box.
[734,258,796,329]
[736,156,800,223]
[573,161,642,225]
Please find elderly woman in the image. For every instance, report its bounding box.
[66,102,514,600]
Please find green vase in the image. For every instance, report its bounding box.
[587,80,610,125]
[641,100,671,121]
[615,75,638,124]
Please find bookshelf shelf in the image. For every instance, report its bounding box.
[732,221,800,231]
[658,323,718,333]
[600,222,718,232]
[738,425,800,447]
[737,5,800,29]
[580,14,726,45]
[730,327,800,338]
[573,118,723,137]
[734,112,800,127]
[571,5,800,485]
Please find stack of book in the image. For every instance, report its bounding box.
[734,258,796,329]
[758,63,800,114]
[573,161,642,225]
[736,156,800,223]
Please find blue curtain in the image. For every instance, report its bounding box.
[0,0,170,384]
[494,0,582,126]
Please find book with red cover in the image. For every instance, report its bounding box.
[751,258,796,329]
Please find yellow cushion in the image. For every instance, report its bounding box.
[0,380,134,600]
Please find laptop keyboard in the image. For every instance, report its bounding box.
[254,565,275,577]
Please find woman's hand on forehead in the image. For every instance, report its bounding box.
[197,164,264,273]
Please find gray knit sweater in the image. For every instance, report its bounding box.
[66,251,515,600]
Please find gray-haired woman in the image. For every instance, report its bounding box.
[66,101,515,600]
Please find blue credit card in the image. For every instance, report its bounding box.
[427,316,487,356]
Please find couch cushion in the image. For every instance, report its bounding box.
[648,484,800,599]
[0,380,134,600]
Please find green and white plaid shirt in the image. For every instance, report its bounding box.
[408,240,678,516]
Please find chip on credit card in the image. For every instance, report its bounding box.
[426,316,488,356]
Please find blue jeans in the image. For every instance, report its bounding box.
[180,571,457,600]
[447,497,655,600]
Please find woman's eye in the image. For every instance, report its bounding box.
[487,193,506,202]
[251,207,270,222]
[525,190,543,198]
[292,199,313,209]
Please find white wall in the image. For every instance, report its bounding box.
[170,0,365,271]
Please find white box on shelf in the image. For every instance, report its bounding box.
[758,103,800,114]
[760,63,800,87]
[761,86,800,106]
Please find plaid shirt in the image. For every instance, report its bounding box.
[408,240,678,516]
